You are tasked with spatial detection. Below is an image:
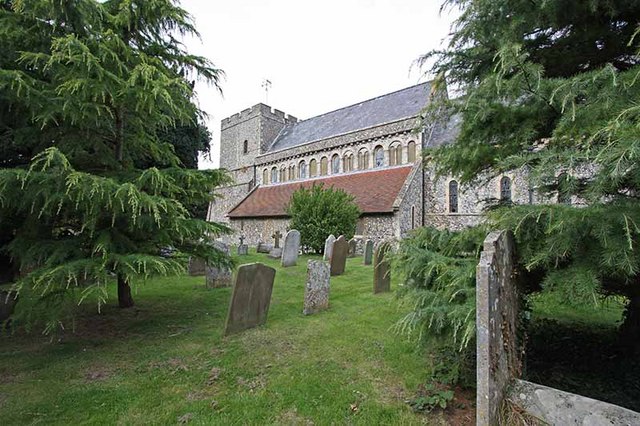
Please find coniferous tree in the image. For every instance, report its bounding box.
[419,0,640,344]
[0,0,230,330]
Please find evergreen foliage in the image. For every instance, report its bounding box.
[0,0,229,331]
[286,185,360,253]
[410,0,640,348]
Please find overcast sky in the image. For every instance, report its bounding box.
[179,0,457,169]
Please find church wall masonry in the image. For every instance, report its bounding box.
[395,164,423,238]
[256,119,422,186]
[423,166,533,231]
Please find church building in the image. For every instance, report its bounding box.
[207,82,534,245]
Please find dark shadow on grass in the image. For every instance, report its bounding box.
[525,318,640,412]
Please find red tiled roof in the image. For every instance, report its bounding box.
[228,166,413,218]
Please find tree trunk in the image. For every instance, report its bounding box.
[620,294,640,352]
[117,273,134,308]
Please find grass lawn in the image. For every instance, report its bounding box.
[0,250,443,425]
[526,292,639,411]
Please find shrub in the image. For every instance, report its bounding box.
[286,184,360,253]
[392,225,487,386]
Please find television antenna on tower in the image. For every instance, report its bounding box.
[261,79,272,104]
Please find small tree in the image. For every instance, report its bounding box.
[286,184,360,253]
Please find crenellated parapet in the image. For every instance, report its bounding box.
[221,103,297,131]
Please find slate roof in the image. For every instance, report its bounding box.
[227,166,414,218]
[266,82,431,153]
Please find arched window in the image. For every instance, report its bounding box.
[288,164,296,181]
[342,152,354,172]
[389,145,397,166]
[358,148,369,170]
[374,145,384,168]
[270,167,278,184]
[389,143,402,166]
[320,156,328,176]
[263,169,268,185]
[407,141,417,162]
[280,167,287,183]
[331,154,340,174]
[449,180,459,213]
[500,176,512,202]
[310,159,318,177]
[557,173,571,205]
[243,140,248,154]
[299,161,307,179]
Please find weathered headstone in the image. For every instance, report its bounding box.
[272,230,283,249]
[188,257,206,276]
[268,247,283,259]
[223,263,276,336]
[348,238,357,257]
[237,235,248,255]
[206,242,232,288]
[373,241,391,293]
[257,242,273,253]
[476,230,522,426]
[323,234,336,261]
[330,235,348,276]
[281,230,301,267]
[303,260,330,315]
[363,240,374,265]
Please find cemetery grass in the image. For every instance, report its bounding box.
[526,293,639,411]
[0,251,444,425]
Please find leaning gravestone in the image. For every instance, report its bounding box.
[330,235,348,276]
[224,263,276,336]
[303,260,330,315]
[323,234,336,261]
[373,241,392,293]
[363,240,374,265]
[281,230,301,267]
[188,256,206,276]
[348,238,357,257]
[206,242,232,288]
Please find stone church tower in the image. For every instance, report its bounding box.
[211,104,298,225]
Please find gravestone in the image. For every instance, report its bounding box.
[272,230,283,249]
[268,247,283,259]
[363,240,374,265]
[330,235,348,276]
[323,234,336,261]
[188,257,206,276]
[206,242,232,288]
[303,260,330,315]
[373,241,391,293]
[348,238,357,257]
[476,230,522,426]
[281,230,301,267]
[257,242,273,253]
[223,263,276,336]
[237,235,248,256]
